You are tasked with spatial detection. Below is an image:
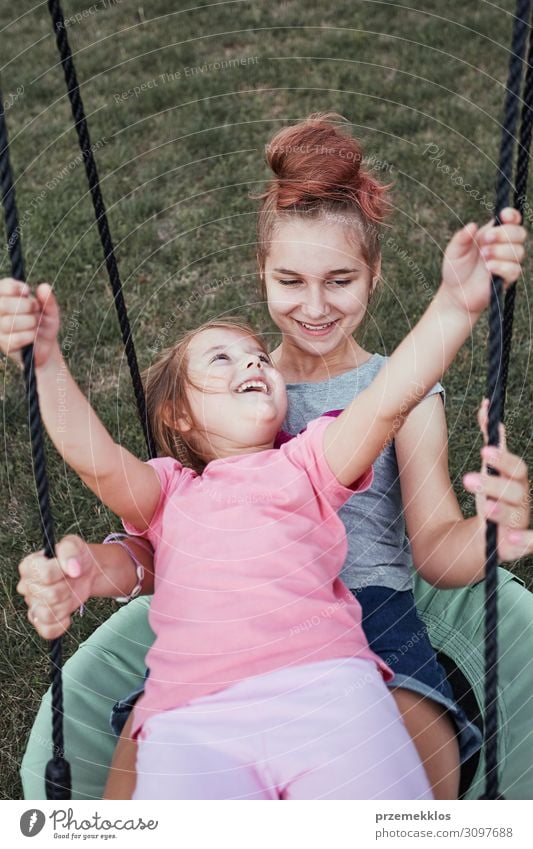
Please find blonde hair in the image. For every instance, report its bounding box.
[143,317,270,473]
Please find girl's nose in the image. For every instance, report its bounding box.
[302,287,330,320]
[246,357,262,369]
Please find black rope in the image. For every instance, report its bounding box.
[0,90,71,800]
[501,19,533,420]
[46,0,155,459]
[2,0,527,805]
[481,0,532,800]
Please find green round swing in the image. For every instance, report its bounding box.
[2,0,533,801]
[19,571,533,800]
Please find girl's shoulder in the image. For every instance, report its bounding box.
[147,455,198,494]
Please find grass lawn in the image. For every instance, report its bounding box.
[1,0,531,799]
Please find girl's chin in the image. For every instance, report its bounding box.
[234,396,281,425]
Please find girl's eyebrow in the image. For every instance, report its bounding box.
[273,267,359,276]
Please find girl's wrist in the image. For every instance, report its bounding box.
[435,284,483,323]
[101,534,149,602]
[85,545,103,598]
[35,341,63,375]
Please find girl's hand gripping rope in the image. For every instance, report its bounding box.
[17,536,95,640]
[0,279,60,366]
[463,399,533,562]
[441,207,525,317]
[17,534,155,639]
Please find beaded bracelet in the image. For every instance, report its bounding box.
[102,532,152,603]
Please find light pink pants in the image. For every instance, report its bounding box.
[133,658,433,800]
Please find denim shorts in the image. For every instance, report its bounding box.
[352,586,483,765]
[111,587,483,766]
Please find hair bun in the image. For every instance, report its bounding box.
[264,111,389,222]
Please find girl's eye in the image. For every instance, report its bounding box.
[210,353,230,362]
[259,353,271,364]
[280,278,353,286]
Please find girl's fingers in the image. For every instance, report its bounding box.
[17,558,67,608]
[499,422,507,452]
[481,243,525,264]
[18,550,46,583]
[499,528,533,561]
[29,597,78,625]
[18,552,61,586]
[28,607,71,640]
[484,260,522,283]
[481,445,528,481]
[0,313,38,333]
[17,540,88,607]
[478,398,489,444]
[499,207,523,224]
[483,499,526,526]
[2,331,39,351]
[480,223,526,246]
[18,580,71,610]
[55,535,87,577]
[0,294,38,314]
[464,472,525,506]
[0,277,30,297]
[476,210,522,244]
[36,283,59,321]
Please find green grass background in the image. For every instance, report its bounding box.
[0,0,531,799]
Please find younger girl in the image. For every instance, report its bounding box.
[2,211,526,797]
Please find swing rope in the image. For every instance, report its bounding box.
[501,16,533,418]
[1,0,531,803]
[0,92,70,800]
[46,0,155,460]
[482,0,532,799]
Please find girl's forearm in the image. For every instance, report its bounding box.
[325,288,482,485]
[413,515,486,588]
[88,541,155,598]
[35,343,121,481]
[34,343,160,530]
[371,286,480,427]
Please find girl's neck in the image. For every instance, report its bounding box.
[202,436,277,467]
[271,336,372,384]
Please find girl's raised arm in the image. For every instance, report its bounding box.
[324,209,526,486]
[0,280,160,530]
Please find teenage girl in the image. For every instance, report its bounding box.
[6,114,532,799]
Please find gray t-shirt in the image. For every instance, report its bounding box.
[283,353,444,591]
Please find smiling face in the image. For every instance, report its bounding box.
[263,214,380,374]
[178,326,288,461]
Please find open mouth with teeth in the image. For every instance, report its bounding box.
[235,379,270,395]
[296,320,337,332]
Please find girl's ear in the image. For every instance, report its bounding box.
[162,402,193,434]
[176,415,193,434]
[371,256,382,295]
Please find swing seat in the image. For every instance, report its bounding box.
[20,568,533,800]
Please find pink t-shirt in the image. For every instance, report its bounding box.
[124,416,391,738]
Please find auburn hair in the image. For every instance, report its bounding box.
[143,317,269,472]
[255,112,392,286]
